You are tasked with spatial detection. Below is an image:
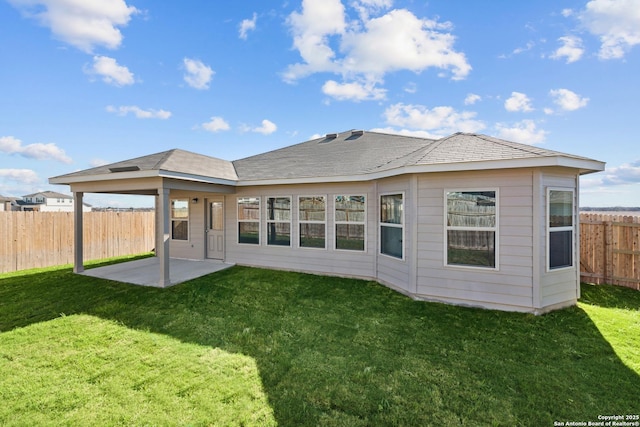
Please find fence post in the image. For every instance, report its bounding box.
[604,220,613,285]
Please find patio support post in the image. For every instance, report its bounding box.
[156,187,171,287]
[73,191,84,273]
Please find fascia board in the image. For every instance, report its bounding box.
[49,170,160,185]
[50,169,239,187]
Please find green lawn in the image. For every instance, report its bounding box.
[1,258,639,426]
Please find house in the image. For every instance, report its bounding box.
[19,191,92,212]
[0,194,18,211]
[49,131,605,313]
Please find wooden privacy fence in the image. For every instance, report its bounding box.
[580,213,640,290]
[0,211,155,274]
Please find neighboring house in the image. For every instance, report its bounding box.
[19,191,92,212]
[50,130,605,313]
[0,195,18,211]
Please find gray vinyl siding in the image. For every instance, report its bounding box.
[169,190,208,260]
[225,182,377,279]
[166,167,581,313]
[376,176,413,294]
[415,170,535,311]
[538,170,580,309]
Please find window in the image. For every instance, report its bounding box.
[380,193,403,259]
[446,191,497,268]
[171,199,189,241]
[299,196,326,248]
[335,195,366,251]
[548,189,574,270]
[238,197,260,244]
[267,197,291,246]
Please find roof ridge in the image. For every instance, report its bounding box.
[153,148,178,169]
[413,136,452,164]
[471,133,555,156]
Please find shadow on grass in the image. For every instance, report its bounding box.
[579,281,640,310]
[1,264,639,426]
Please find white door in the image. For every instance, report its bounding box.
[206,200,224,259]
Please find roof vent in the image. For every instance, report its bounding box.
[325,133,338,139]
[351,130,365,136]
[109,166,140,173]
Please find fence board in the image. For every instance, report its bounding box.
[580,213,640,290]
[0,211,155,274]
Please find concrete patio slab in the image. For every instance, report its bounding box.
[80,257,234,287]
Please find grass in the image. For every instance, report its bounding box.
[1,258,639,426]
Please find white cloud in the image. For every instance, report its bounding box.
[86,55,134,86]
[464,93,481,105]
[382,103,485,136]
[504,92,534,112]
[201,116,230,133]
[550,35,584,63]
[596,160,640,186]
[89,158,109,167]
[8,0,138,53]
[369,127,440,139]
[239,13,257,39]
[403,82,417,94]
[549,88,589,111]
[351,0,393,20]
[183,58,214,90]
[106,105,171,119]
[284,1,470,101]
[0,168,40,184]
[252,119,278,135]
[579,0,640,59]
[561,8,574,17]
[512,41,535,55]
[0,136,72,163]
[322,79,386,101]
[495,120,547,144]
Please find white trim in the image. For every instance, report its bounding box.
[170,198,190,242]
[334,194,367,252]
[379,192,405,261]
[546,187,576,272]
[443,188,499,270]
[266,195,292,247]
[237,196,261,245]
[298,195,327,250]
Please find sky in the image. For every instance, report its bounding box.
[1,0,639,208]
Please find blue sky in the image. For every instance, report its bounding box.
[1,0,639,208]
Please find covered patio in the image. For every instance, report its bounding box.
[81,257,234,287]
[49,149,239,287]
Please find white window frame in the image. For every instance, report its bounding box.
[170,198,190,241]
[444,189,499,270]
[335,195,367,252]
[379,192,405,260]
[298,195,327,250]
[546,188,575,272]
[266,196,292,247]
[237,196,261,245]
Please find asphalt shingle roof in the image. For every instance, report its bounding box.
[232,130,598,181]
[55,149,238,181]
[50,131,602,185]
